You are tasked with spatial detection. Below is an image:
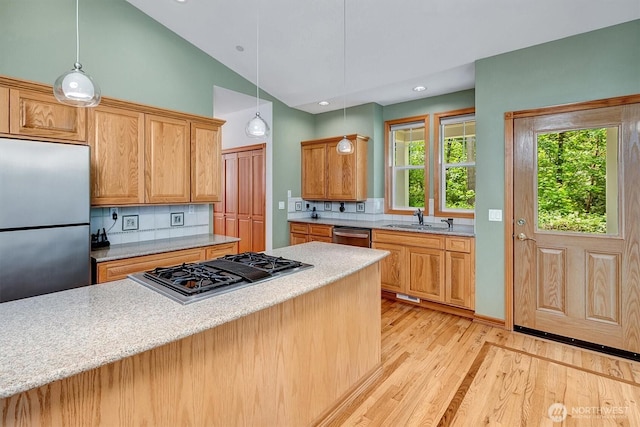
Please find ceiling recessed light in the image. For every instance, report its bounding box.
[318,101,329,106]
[413,85,426,92]
[175,0,187,3]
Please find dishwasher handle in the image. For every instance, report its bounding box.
[333,230,370,239]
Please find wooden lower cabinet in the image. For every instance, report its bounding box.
[95,242,238,283]
[289,222,333,245]
[446,250,474,309]
[372,241,403,293]
[205,242,238,259]
[372,230,475,312]
[407,247,445,301]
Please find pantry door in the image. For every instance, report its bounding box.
[513,102,640,353]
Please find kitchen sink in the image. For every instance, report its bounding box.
[384,223,451,231]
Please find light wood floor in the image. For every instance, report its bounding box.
[329,298,640,426]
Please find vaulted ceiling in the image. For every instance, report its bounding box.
[127,0,640,114]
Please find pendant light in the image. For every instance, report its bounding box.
[245,1,270,138]
[53,0,101,107]
[336,0,354,155]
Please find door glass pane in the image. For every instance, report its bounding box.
[537,127,618,234]
[445,166,476,209]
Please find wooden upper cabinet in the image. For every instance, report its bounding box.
[0,86,8,133]
[144,114,190,204]
[191,121,222,202]
[88,106,145,205]
[301,134,368,201]
[9,88,86,142]
[301,143,326,200]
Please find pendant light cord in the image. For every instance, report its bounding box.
[342,0,346,134]
[75,0,80,64]
[255,2,260,113]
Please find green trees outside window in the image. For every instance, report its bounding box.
[537,127,617,234]
[443,136,476,210]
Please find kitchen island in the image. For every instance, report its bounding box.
[0,242,387,426]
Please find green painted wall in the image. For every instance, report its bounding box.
[0,0,314,249]
[474,19,640,319]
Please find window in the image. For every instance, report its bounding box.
[434,109,475,218]
[537,127,618,234]
[384,116,428,213]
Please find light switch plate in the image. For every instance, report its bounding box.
[278,201,285,210]
[488,209,503,222]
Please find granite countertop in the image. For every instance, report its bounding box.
[288,217,475,237]
[91,234,240,262]
[0,242,388,399]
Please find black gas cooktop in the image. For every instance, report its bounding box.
[129,252,312,304]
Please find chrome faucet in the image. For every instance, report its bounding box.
[414,208,424,225]
[441,218,454,228]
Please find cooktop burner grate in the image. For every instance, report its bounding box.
[221,252,304,273]
[144,263,244,296]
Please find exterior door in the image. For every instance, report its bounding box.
[513,103,640,352]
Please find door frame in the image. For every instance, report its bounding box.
[503,93,640,331]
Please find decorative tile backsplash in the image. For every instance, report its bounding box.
[90,204,211,245]
[287,197,474,226]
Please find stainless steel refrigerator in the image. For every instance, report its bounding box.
[0,138,91,303]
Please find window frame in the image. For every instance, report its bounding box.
[433,108,476,219]
[384,114,429,215]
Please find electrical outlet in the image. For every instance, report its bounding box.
[109,208,118,220]
[188,204,195,214]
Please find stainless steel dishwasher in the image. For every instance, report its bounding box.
[332,226,371,248]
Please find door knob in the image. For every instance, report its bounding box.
[517,232,536,242]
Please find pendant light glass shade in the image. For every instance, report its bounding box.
[336,0,353,155]
[336,136,354,154]
[245,112,270,138]
[53,62,101,107]
[53,0,101,107]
